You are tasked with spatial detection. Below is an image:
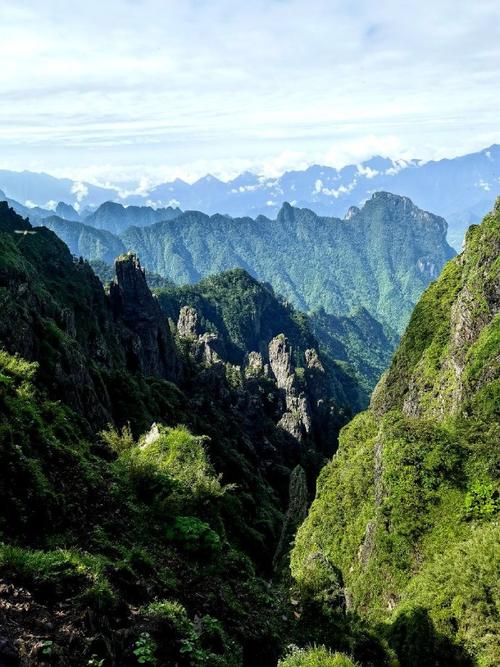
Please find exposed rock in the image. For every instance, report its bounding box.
[269,335,312,441]
[110,253,179,381]
[198,333,224,366]
[344,205,360,220]
[244,351,269,378]
[273,465,308,571]
[141,422,161,448]
[177,305,202,338]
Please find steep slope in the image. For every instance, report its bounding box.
[43,214,126,263]
[121,193,455,336]
[0,202,358,666]
[291,199,500,665]
[157,268,364,430]
[117,144,498,249]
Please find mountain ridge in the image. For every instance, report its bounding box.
[1,144,499,248]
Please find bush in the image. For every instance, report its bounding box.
[0,545,115,607]
[464,481,499,519]
[279,646,358,667]
[165,516,221,554]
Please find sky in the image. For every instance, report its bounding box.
[1,0,499,186]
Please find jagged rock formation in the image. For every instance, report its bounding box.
[291,199,500,666]
[162,269,354,451]
[110,253,179,381]
[0,200,350,666]
[0,204,181,428]
[268,334,312,441]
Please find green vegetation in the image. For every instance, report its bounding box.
[291,199,500,665]
[278,646,358,667]
[46,193,455,338]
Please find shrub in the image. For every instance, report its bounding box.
[464,481,499,519]
[133,632,157,665]
[279,645,358,667]
[165,516,221,554]
[0,545,115,606]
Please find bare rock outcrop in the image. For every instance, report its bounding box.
[268,334,312,441]
[110,253,179,381]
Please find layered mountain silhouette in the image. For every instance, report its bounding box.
[38,193,455,339]
[1,144,499,248]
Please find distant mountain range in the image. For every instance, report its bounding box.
[35,192,455,337]
[1,144,499,248]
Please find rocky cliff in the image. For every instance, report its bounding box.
[110,253,179,381]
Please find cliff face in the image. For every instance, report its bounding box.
[41,193,455,337]
[291,199,500,666]
[110,254,179,381]
[268,334,312,441]
[0,205,181,429]
[371,196,500,418]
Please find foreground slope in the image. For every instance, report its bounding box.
[291,199,500,665]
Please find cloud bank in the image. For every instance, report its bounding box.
[0,0,499,182]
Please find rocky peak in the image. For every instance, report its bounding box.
[268,334,312,441]
[268,334,295,391]
[177,305,202,338]
[110,253,179,381]
[344,205,360,221]
[277,201,295,224]
[55,201,80,221]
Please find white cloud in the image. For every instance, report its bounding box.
[0,1,498,180]
[71,181,89,202]
[321,181,357,198]
[357,165,379,179]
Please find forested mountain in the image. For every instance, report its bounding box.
[0,193,497,666]
[42,193,455,339]
[121,145,499,249]
[0,201,357,665]
[155,268,366,411]
[1,145,499,248]
[291,199,500,665]
[84,202,182,234]
[36,191,454,402]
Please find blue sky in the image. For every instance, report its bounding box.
[1,0,499,185]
